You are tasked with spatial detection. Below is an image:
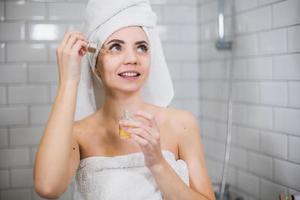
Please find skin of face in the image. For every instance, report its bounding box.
[95,26,151,94]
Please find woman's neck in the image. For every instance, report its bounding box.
[99,93,146,124]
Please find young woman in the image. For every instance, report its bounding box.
[33,0,215,199]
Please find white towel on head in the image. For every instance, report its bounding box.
[75,0,174,121]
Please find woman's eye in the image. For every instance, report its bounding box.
[137,45,148,53]
[109,44,122,52]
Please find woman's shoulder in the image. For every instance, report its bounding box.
[155,106,198,134]
[166,106,195,117]
[72,112,102,138]
[164,106,198,125]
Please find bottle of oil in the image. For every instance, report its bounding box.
[119,110,132,139]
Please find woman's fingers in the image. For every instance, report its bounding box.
[133,111,160,138]
[134,111,159,128]
[64,34,88,51]
[119,116,160,140]
[119,119,142,128]
[55,31,88,84]
[59,32,72,50]
[57,32,87,66]
[60,31,85,49]
[131,134,149,148]
[128,127,156,147]
[131,127,155,141]
[72,39,88,56]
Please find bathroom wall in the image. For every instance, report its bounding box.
[2,0,299,200]
[198,0,300,199]
[0,0,199,199]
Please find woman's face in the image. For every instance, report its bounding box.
[95,26,151,93]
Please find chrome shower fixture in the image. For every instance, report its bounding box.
[215,0,232,50]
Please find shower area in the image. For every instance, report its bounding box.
[0,0,299,200]
[197,0,300,200]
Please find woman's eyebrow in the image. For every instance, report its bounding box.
[135,41,149,45]
[106,39,124,45]
[106,39,148,45]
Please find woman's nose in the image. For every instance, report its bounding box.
[124,48,138,65]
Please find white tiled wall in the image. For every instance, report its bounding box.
[199,0,300,199]
[2,0,299,199]
[0,0,199,200]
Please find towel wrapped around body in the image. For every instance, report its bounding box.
[73,150,189,200]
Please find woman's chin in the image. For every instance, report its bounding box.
[105,77,146,93]
[106,84,142,94]
[116,79,146,91]
[118,86,143,93]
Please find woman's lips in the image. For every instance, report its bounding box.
[118,71,141,81]
[118,74,141,81]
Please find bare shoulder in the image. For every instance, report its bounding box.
[72,118,88,138]
[165,106,196,119]
[149,105,195,131]
[165,106,199,131]
[72,114,98,142]
[165,107,202,157]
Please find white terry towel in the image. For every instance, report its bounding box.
[73,150,189,200]
[75,0,174,121]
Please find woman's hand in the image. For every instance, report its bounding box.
[119,110,165,170]
[56,31,88,85]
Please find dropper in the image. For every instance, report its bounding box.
[87,42,98,53]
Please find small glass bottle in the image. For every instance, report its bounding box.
[119,110,133,139]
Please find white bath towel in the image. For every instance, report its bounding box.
[73,150,189,200]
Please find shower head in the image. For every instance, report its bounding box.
[215,0,233,51]
[215,40,232,50]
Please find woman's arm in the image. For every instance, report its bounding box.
[149,110,216,200]
[33,31,88,199]
[33,82,80,198]
[120,109,216,199]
